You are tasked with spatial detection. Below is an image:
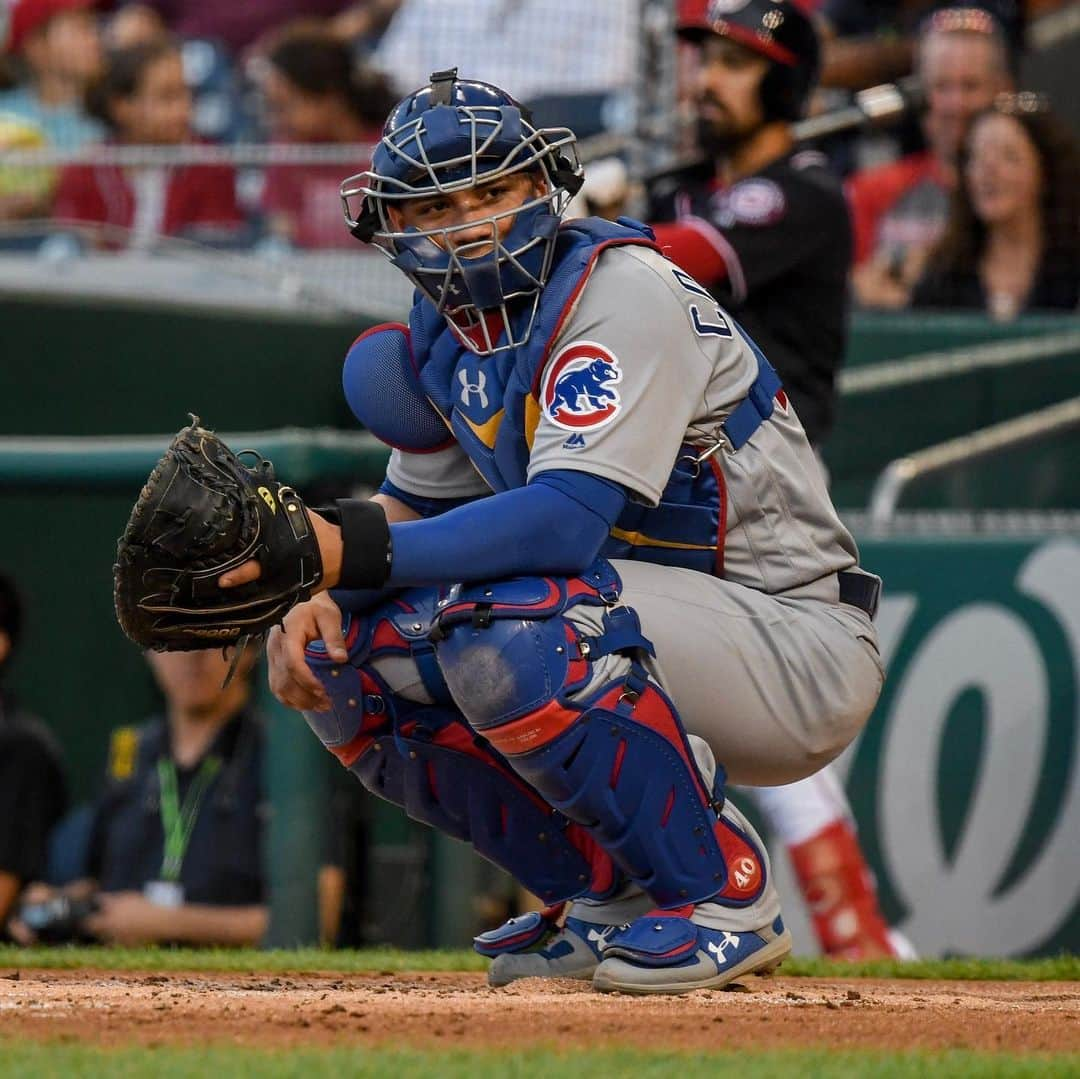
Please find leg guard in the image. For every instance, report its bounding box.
[302,589,620,904]
[432,559,767,911]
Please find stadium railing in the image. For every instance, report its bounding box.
[868,395,1080,525]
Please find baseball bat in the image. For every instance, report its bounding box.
[643,74,925,190]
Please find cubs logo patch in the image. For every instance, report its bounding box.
[541,341,623,431]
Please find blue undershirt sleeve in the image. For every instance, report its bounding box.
[378,477,482,518]
[386,470,628,587]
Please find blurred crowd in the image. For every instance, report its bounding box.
[0,0,1073,319]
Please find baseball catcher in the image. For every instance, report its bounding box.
[116,66,885,996]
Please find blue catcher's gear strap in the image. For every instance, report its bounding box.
[472,904,565,958]
[711,331,784,454]
[430,561,768,910]
[387,470,628,587]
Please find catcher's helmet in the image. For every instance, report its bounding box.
[341,68,584,356]
[677,0,820,122]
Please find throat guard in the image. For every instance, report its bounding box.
[341,68,584,355]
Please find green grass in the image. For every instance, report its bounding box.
[0,945,1076,981]
[2,1045,1078,1079]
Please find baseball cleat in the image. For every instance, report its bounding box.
[475,909,619,987]
[592,911,791,995]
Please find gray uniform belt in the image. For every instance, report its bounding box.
[837,571,881,620]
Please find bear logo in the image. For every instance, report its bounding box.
[542,341,623,431]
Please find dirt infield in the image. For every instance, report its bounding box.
[1,968,1077,1054]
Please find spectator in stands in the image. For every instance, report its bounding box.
[257,22,395,249]
[372,0,637,137]
[10,645,269,947]
[107,1,401,56]
[817,0,1023,91]
[0,573,68,938]
[847,7,1013,309]
[912,94,1080,319]
[52,37,244,247]
[0,0,105,151]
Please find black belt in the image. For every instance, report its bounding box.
[838,570,881,620]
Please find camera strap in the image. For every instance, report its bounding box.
[157,755,222,883]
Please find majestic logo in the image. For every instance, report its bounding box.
[563,433,587,449]
[541,341,623,431]
[706,932,741,963]
[458,367,489,409]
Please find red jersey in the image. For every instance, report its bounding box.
[845,151,951,266]
[53,157,243,246]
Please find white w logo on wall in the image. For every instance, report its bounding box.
[847,539,1080,957]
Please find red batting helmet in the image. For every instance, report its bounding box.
[677,0,821,122]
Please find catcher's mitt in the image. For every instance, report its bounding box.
[114,417,323,651]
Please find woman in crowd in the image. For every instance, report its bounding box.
[257,22,395,249]
[912,93,1080,320]
[52,37,243,247]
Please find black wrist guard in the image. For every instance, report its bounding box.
[334,499,392,589]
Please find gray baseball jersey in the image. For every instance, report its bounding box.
[389,243,860,599]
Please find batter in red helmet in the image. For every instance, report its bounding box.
[652,0,847,448]
[652,0,910,961]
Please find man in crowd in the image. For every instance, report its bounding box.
[11,646,268,946]
[847,6,1013,308]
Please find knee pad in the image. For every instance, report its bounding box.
[431,559,767,910]
[303,588,450,768]
[303,587,619,904]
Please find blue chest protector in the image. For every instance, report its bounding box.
[408,216,655,494]
[406,216,782,579]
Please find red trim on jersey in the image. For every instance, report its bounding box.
[529,234,660,397]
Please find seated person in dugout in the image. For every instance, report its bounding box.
[0,573,68,938]
[11,645,268,947]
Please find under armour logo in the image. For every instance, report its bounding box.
[706,931,741,962]
[586,926,617,951]
[458,367,488,408]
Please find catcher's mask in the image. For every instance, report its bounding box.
[341,67,584,357]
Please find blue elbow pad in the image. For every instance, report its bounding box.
[343,324,453,452]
